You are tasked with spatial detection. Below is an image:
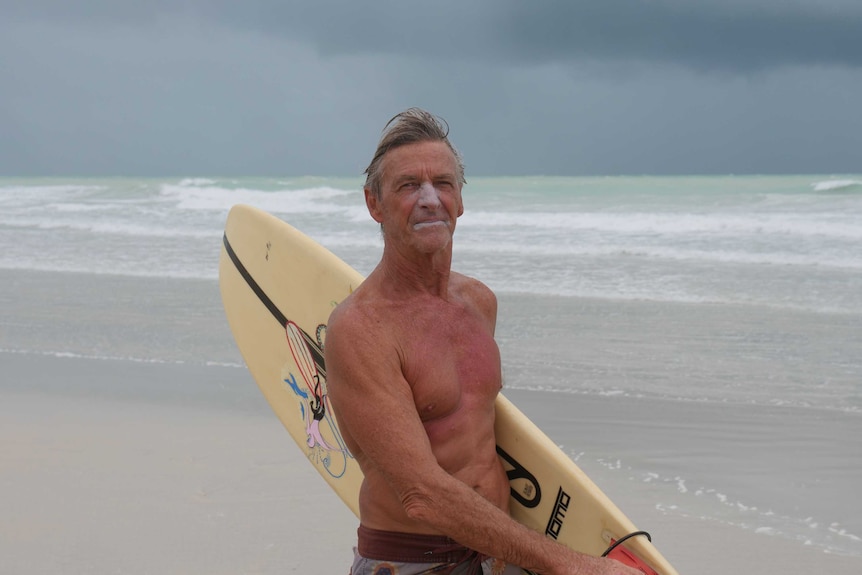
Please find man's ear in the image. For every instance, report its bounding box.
[364,187,383,224]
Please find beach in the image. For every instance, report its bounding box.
[1,363,358,574]
[2,269,860,574]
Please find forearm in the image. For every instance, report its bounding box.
[401,471,588,574]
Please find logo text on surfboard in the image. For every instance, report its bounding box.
[545,487,571,539]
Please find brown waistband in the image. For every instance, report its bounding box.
[356,524,477,564]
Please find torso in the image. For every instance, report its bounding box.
[335,270,509,534]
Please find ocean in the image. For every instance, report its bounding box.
[2,175,861,314]
[1,175,860,560]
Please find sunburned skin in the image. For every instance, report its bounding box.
[329,273,508,534]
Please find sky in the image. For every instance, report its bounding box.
[2,1,861,177]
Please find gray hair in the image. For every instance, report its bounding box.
[364,108,466,198]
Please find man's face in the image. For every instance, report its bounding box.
[365,140,464,255]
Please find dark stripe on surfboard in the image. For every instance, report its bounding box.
[223,232,326,377]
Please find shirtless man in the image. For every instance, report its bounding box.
[325,108,640,575]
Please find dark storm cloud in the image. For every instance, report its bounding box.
[8,0,862,71]
[307,1,862,71]
[495,1,862,71]
[193,1,862,71]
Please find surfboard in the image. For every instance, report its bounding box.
[219,204,679,575]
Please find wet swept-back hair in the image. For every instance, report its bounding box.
[364,108,466,198]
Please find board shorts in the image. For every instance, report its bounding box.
[350,525,523,575]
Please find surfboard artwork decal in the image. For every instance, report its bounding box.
[283,320,351,478]
[223,232,351,478]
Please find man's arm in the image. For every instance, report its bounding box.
[324,305,640,575]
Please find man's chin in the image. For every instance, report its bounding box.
[411,231,453,254]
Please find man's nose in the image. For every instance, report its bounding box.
[417,182,442,207]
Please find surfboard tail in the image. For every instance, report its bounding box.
[605,542,661,575]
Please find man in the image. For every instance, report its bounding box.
[325,108,640,575]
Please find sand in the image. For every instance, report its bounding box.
[1,356,356,574]
[2,353,860,574]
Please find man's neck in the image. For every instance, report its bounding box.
[376,244,453,299]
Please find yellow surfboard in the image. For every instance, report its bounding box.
[219,204,678,575]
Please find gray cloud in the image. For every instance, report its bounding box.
[1,1,860,176]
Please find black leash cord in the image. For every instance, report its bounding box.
[601,530,652,557]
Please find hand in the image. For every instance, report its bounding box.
[553,555,653,575]
[542,538,658,575]
[568,556,647,575]
[600,557,649,575]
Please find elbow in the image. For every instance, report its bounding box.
[400,485,440,524]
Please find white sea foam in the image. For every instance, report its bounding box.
[580,452,862,557]
[0,260,219,280]
[46,202,115,213]
[458,238,862,270]
[812,179,862,192]
[178,178,217,186]
[159,183,354,215]
[0,184,105,198]
[460,209,862,240]
[0,216,218,238]
[502,380,862,414]
[1,347,178,366]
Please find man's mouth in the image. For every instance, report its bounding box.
[412,220,447,230]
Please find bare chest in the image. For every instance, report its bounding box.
[399,306,502,423]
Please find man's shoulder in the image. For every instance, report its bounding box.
[327,287,371,333]
[450,272,494,301]
[451,272,497,323]
[326,280,394,340]
[324,281,407,375]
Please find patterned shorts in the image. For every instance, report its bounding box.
[350,549,521,575]
[349,525,523,575]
